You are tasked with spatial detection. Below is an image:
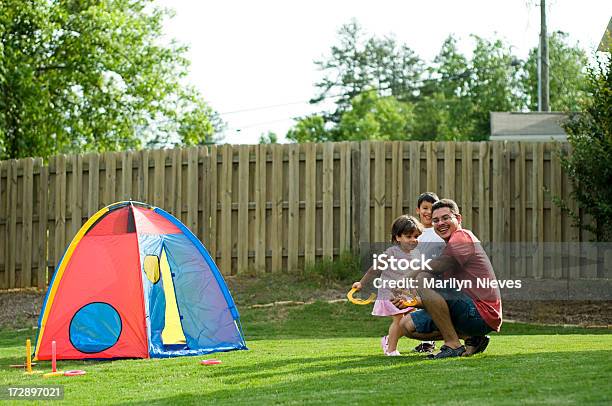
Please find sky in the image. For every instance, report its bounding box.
[156,0,611,145]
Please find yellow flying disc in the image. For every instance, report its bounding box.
[346,288,376,305]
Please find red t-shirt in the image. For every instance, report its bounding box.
[442,229,503,332]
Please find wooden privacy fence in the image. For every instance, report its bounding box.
[0,141,598,290]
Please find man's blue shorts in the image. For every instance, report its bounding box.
[409,288,493,337]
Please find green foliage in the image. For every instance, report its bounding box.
[557,53,612,241]
[312,20,423,123]
[289,91,415,142]
[414,36,475,140]
[304,251,362,282]
[258,131,278,144]
[522,31,589,111]
[336,90,414,140]
[293,22,590,143]
[286,114,330,142]
[0,0,220,160]
[468,36,525,138]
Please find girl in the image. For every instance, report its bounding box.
[352,215,423,356]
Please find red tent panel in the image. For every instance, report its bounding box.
[36,233,148,360]
[133,207,180,235]
[87,207,130,236]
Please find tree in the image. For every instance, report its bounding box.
[288,90,414,142]
[556,53,612,241]
[286,115,330,143]
[522,31,589,112]
[312,20,423,123]
[467,36,525,139]
[259,131,278,144]
[336,90,414,140]
[0,0,220,160]
[413,36,475,140]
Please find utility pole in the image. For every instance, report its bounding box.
[538,0,550,111]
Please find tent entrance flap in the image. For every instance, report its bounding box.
[160,248,186,345]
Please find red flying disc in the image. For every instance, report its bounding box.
[200,359,222,365]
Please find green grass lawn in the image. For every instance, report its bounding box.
[1,302,611,405]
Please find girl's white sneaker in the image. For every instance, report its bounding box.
[386,350,401,356]
[380,336,388,354]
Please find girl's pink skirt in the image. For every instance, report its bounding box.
[372,299,414,316]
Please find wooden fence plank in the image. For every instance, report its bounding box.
[136,151,145,203]
[339,142,351,252]
[374,142,385,242]
[551,144,562,278]
[304,143,316,265]
[409,142,421,214]
[71,154,83,237]
[271,144,283,271]
[322,142,334,259]
[54,155,67,270]
[533,143,544,278]
[287,144,300,271]
[502,142,511,278]
[187,147,198,234]
[7,160,17,288]
[478,142,490,242]
[359,142,371,244]
[351,143,361,249]
[37,158,48,289]
[444,141,455,200]
[121,151,133,201]
[426,142,438,195]
[220,145,233,275]
[237,145,249,273]
[47,157,56,278]
[0,161,7,289]
[104,152,116,206]
[208,146,218,262]
[172,148,182,220]
[391,141,403,219]
[514,143,526,278]
[21,158,34,287]
[153,149,165,209]
[88,153,100,216]
[255,144,267,271]
[492,142,504,275]
[199,147,210,245]
[461,142,473,230]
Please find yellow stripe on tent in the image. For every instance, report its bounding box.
[160,248,187,345]
[34,206,110,359]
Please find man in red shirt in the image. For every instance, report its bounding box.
[392,199,503,359]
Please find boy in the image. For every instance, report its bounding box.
[412,192,445,353]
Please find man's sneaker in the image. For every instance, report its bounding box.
[380,336,389,354]
[427,345,466,359]
[464,335,490,355]
[386,350,401,356]
[413,341,436,353]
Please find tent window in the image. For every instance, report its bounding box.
[144,255,160,284]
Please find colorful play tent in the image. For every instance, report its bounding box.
[34,201,246,360]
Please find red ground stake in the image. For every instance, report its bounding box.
[52,341,57,373]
